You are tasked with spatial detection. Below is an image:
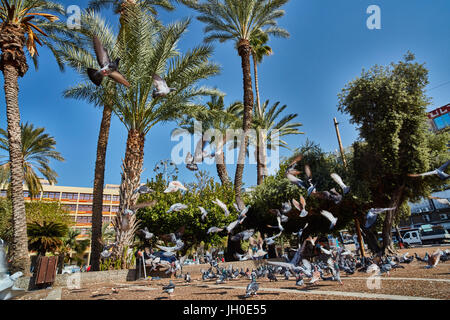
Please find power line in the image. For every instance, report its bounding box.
[428,80,450,91]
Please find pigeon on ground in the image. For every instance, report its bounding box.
[162,281,175,295]
[87,36,130,87]
[408,160,450,180]
[152,74,176,98]
[245,274,259,298]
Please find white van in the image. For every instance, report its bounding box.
[403,226,450,246]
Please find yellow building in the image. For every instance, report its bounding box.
[1,180,120,239]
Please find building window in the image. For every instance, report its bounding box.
[79,193,94,201]
[111,206,119,213]
[102,205,111,213]
[62,204,77,212]
[78,205,92,212]
[0,190,6,198]
[23,191,30,198]
[423,214,431,222]
[103,194,112,201]
[112,195,120,202]
[61,193,78,200]
[42,192,60,199]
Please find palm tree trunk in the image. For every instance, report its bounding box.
[0,24,30,275]
[113,129,145,266]
[253,54,262,115]
[215,136,230,186]
[234,40,254,208]
[90,105,113,271]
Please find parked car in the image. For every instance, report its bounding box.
[61,265,81,274]
[402,226,450,245]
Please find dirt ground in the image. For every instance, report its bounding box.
[16,245,450,300]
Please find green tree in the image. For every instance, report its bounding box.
[182,0,290,209]
[27,221,68,256]
[0,0,69,275]
[0,122,64,197]
[338,52,450,255]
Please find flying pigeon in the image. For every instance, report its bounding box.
[237,205,251,222]
[157,239,184,253]
[139,227,154,240]
[212,199,230,217]
[330,173,350,195]
[364,207,396,229]
[130,200,157,211]
[321,210,338,230]
[408,160,450,180]
[304,164,316,196]
[0,271,25,300]
[133,185,154,195]
[292,196,308,217]
[87,36,130,87]
[234,253,252,261]
[166,203,188,213]
[285,154,307,189]
[152,74,176,98]
[292,223,309,238]
[199,206,209,221]
[281,201,292,215]
[231,229,254,242]
[264,231,282,245]
[164,181,187,193]
[207,226,224,234]
[226,219,240,234]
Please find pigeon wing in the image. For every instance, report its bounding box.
[437,160,450,172]
[153,74,169,91]
[93,35,110,67]
[108,71,131,87]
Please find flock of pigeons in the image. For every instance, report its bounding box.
[157,244,450,298]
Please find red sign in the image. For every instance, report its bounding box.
[428,104,450,119]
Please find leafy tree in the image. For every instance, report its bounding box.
[0,0,71,275]
[0,122,64,197]
[27,221,68,256]
[136,171,239,257]
[338,52,450,255]
[182,0,290,209]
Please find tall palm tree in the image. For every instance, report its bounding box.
[0,0,70,274]
[252,100,303,182]
[83,0,176,271]
[250,29,273,115]
[182,0,290,208]
[179,94,243,185]
[0,122,64,197]
[249,30,274,184]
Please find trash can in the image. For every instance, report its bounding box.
[35,256,58,287]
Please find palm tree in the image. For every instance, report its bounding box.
[81,0,176,272]
[0,0,70,274]
[63,6,220,264]
[250,29,273,115]
[179,94,243,185]
[0,122,64,197]
[252,100,303,183]
[249,30,274,184]
[27,221,68,257]
[182,0,290,208]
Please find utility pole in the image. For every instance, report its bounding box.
[333,117,366,257]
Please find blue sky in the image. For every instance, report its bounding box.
[0,0,449,189]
